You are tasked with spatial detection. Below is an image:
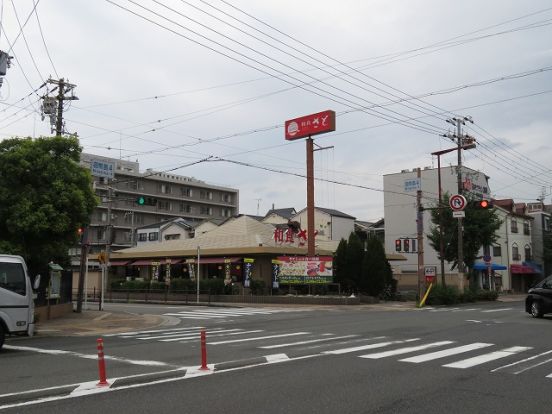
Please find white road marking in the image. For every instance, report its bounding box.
[160,329,265,342]
[323,338,419,355]
[105,326,205,337]
[163,312,229,319]
[135,328,240,340]
[491,350,552,373]
[265,354,290,363]
[209,332,310,345]
[259,335,359,349]
[360,341,454,359]
[466,320,482,323]
[400,343,493,363]
[443,346,532,369]
[2,345,168,366]
[481,307,513,313]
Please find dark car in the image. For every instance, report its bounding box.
[525,276,552,318]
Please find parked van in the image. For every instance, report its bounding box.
[0,255,40,349]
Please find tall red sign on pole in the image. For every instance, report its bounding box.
[284,110,336,256]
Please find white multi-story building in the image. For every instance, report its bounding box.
[383,165,491,289]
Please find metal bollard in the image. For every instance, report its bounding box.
[200,330,209,370]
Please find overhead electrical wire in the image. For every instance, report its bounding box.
[33,0,58,78]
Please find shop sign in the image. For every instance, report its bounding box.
[273,228,318,247]
[275,256,333,284]
[285,110,336,140]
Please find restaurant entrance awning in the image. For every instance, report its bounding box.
[185,257,242,264]
[472,262,507,271]
[511,264,536,274]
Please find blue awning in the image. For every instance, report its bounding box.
[523,261,543,274]
[472,262,508,271]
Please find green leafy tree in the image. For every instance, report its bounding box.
[361,236,393,296]
[543,229,552,276]
[427,193,502,272]
[345,232,364,292]
[0,136,97,274]
[333,238,349,289]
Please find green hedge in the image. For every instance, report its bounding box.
[110,278,226,294]
[426,285,498,305]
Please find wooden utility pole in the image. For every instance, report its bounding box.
[44,77,78,136]
[416,168,424,301]
[306,137,315,256]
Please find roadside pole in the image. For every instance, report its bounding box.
[196,246,201,304]
[416,168,424,304]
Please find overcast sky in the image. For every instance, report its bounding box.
[1,0,551,221]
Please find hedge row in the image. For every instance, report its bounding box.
[110,278,266,295]
[426,284,498,305]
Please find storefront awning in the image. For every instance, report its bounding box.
[472,262,508,271]
[130,259,182,266]
[110,260,130,266]
[186,257,241,264]
[511,264,536,274]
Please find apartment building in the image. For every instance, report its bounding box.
[80,153,239,256]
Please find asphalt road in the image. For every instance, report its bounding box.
[2,300,551,413]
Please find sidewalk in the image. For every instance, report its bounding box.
[36,310,166,337]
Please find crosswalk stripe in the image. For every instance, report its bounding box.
[163,312,230,319]
[259,335,359,349]
[105,326,204,337]
[160,330,265,342]
[135,328,242,340]
[443,346,532,369]
[400,343,493,363]
[323,338,419,355]
[360,341,454,359]
[481,308,513,313]
[209,332,310,345]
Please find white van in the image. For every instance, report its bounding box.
[0,255,39,350]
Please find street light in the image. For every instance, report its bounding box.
[431,142,476,286]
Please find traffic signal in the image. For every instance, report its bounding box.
[136,196,157,206]
[395,239,402,252]
[404,239,410,252]
[77,227,87,244]
[478,199,492,209]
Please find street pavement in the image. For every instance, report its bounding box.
[1,295,542,413]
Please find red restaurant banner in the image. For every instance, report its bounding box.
[276,256,333,284]
[285,110,336,140]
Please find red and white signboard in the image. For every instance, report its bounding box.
[285,110,336,140]
[449,194,467,211]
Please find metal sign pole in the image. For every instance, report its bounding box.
[196,246,201,304]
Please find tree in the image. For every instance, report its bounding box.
[345,232,364,293]
[427,193,502,272]
[333,238,349,290]
[361,236,393,296]
[0,136,97,275]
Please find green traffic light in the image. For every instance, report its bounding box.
[137,196,145,205]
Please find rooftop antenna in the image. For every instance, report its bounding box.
[255,198,262,216]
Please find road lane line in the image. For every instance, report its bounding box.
[323,338,419,355]
[481,308,513,313]
[265,354,290,363]
[259,335,359,349]
[491,350,552,373]
[360,341,454,359]
[162,312,229,318]
[400,343,493,363]
[443,346,532,369]
[2,345,169,366]
[209,332,310,345]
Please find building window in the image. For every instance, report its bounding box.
[148,232,158,241]
[512,244,520,261]
[160,184,172,194]
[180,203,192,213]
[158,201,171,211]
[545,218,551,232]
[135,215,144,225]
[411,239,417,253]
[138,233,147,242]
[221,193,231,203]
[99,212,107,222]
[523,222,530,235]
[97,228,106,241]
[492,245,502,257]
[124,231,132,242]
[511,219,518,233]
[181,187,192,197]
[200,206,212,215]
[165,234,181,241]
[200,190,213,200]
[221,208,232,217]
[525,245,532,261]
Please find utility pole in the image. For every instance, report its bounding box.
[444,116,475,290]
[100,185,114,311]
[76,226,89,313]
[416,168,424,302]
[42,77,78,136]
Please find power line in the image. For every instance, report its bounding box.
[33,0,58,78]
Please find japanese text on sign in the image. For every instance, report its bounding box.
[285,110,336,140]
[91,160,114,179]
